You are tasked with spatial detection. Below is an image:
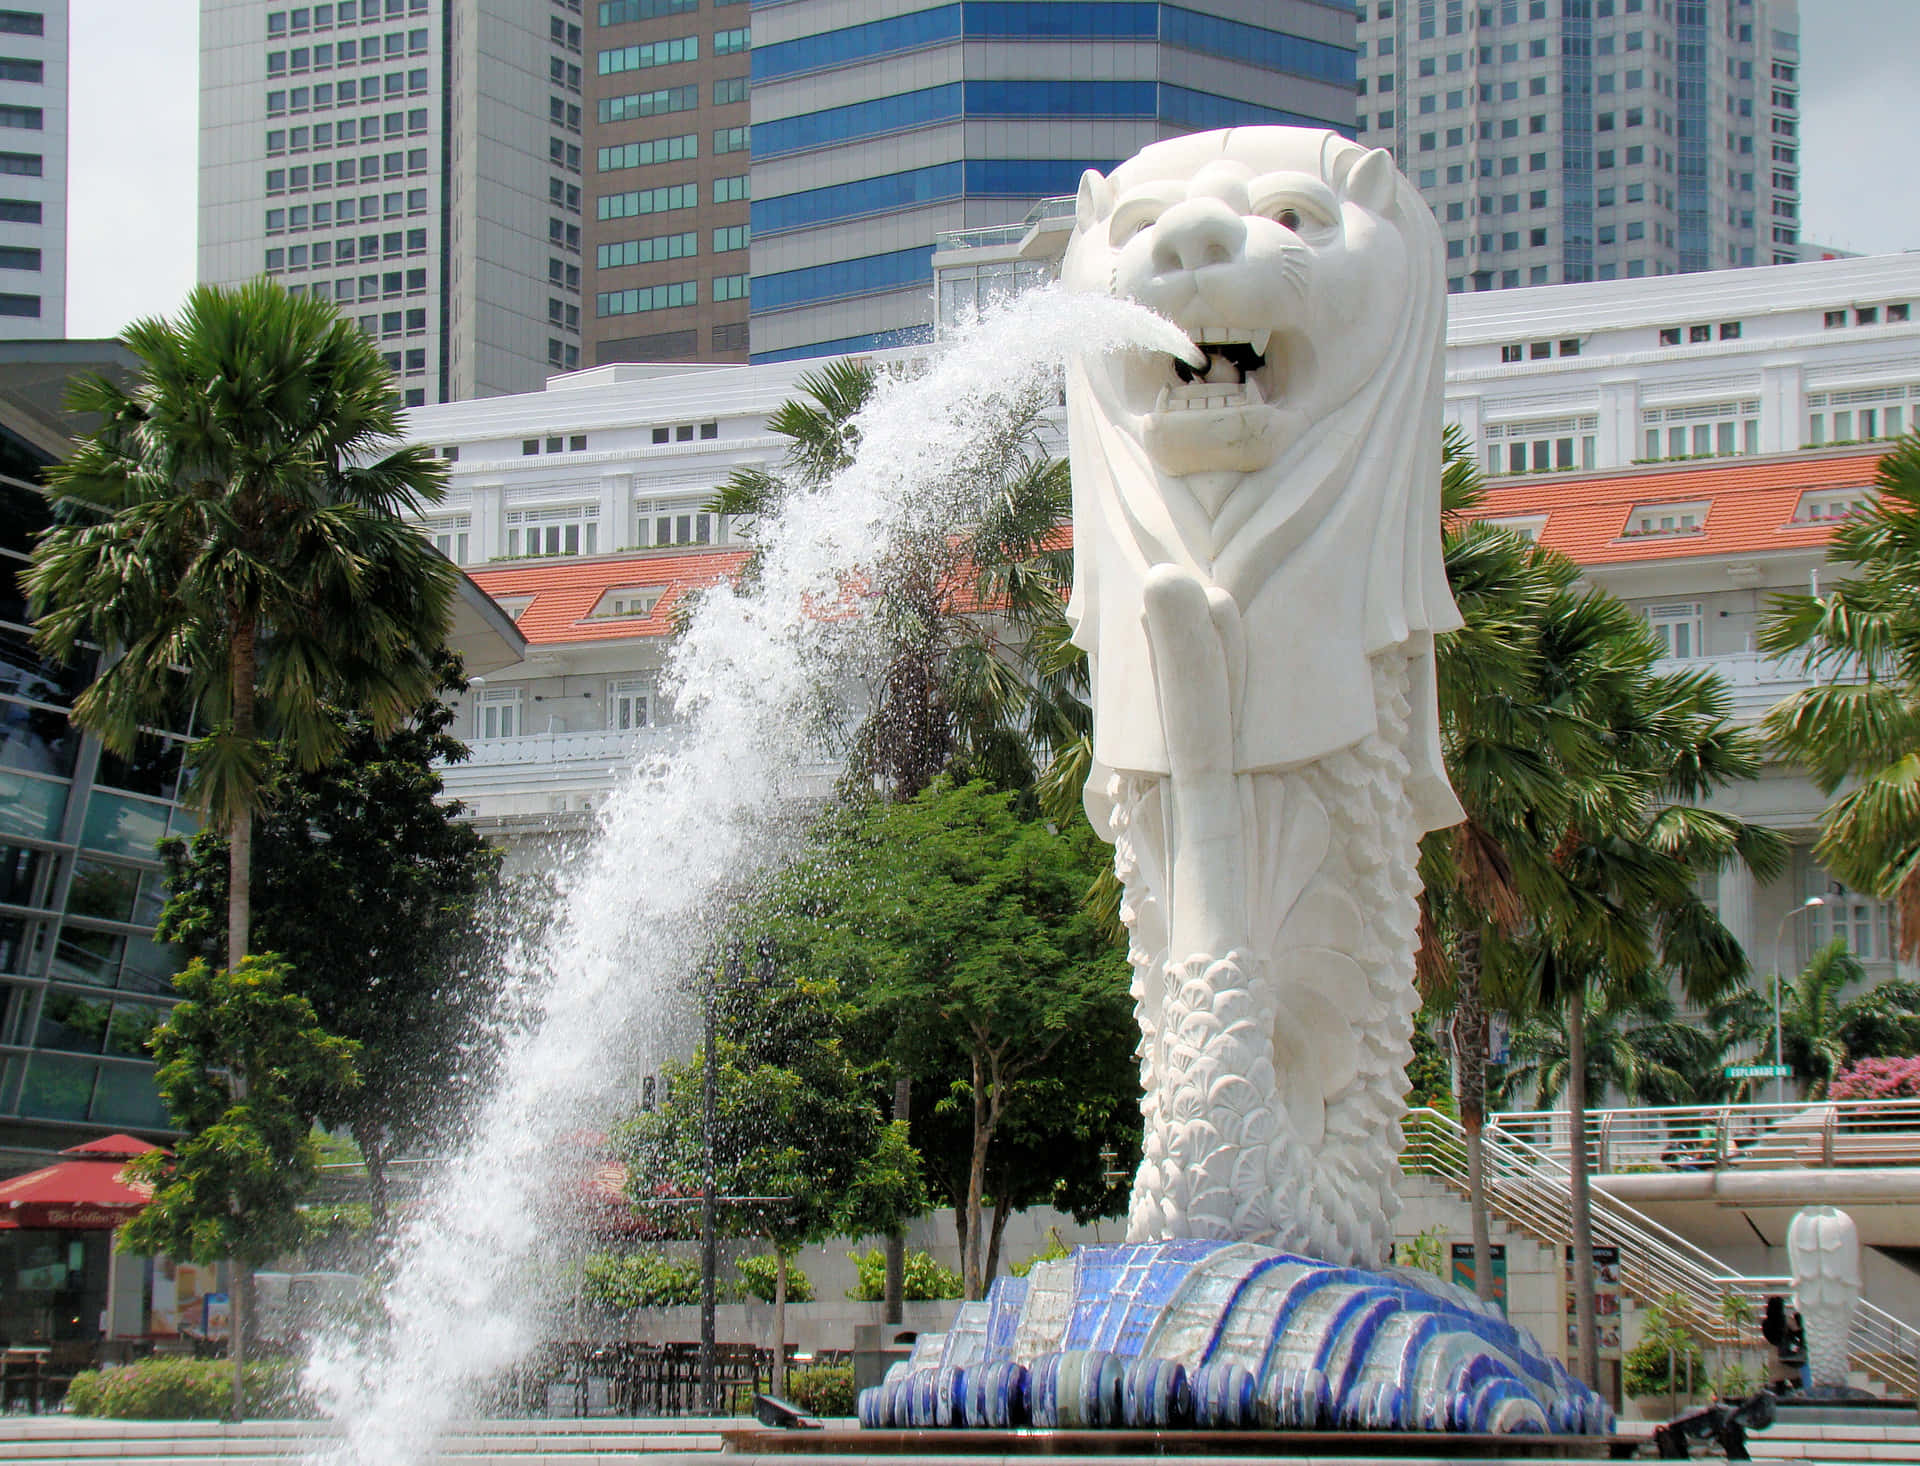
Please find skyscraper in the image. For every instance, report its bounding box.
[0,2,65,339]
[198,0,590,405]
[583,0,753,367]
[743,1,1360,364]
[1356,0,1801,292]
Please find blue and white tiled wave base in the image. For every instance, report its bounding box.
[856,1240,1612,1437]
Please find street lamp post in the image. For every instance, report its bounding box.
[1772,895,1826,1107]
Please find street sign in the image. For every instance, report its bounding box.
[1724,1063,1791,1079]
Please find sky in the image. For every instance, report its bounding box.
[61,0,1920,339]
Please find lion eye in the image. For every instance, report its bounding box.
[1277,209,1301,231]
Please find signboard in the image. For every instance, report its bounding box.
[1724,1063,1791,1079]
[1565,1244,1621,1359]
[1451,1242,1507,1313]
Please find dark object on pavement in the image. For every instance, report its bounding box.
[1651,1390,1776,1460]
[754,1394,824,1429]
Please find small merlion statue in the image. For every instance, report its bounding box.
[1787,1204,1861,1391]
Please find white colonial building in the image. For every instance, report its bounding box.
[403,250,1920,979]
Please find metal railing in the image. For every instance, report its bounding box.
[1402,1107,1920,1395]
[1489,1098,1920,1175]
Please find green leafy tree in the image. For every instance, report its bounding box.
[1763,434,1920,950]
[152,664,503,1239]
[709,361,1084,1317]
[620,961,898,1394]
[26,279,456,969]
[907,1011,1136,1286]
[754,779,1129,1299]
[120,956,360,1419]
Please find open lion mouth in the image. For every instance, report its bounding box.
[1156,328,1275,414]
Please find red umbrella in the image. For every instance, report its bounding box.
[0,1133,162,1230]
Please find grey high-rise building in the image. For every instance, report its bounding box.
[744,0,1360,364]
[1357,0,1801,292]
[198,0,590,405]
[0,2,66,339]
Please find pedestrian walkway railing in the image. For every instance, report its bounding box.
[1401,1107,1920,1396]
[1487,1098,1920,1175]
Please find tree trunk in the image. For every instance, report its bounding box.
[772,1246,789,1399]
[964,1051,990,1298]
[226,617,258,969]
[228,1264,248,1420]
[952,1202,968,1289]
[1451,934,1496,1301]
[984,1202,1011,1289]
[1568,994,1600,1391]
[358,1126,391,1247]
[883,1071,909,1325]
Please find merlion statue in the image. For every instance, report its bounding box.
[1788,1205,1861,1390]
[1061,126,1462,1267]
[855,130,1613,1438]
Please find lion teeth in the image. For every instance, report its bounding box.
[1250,329,1272,358]
[1156,385,1171,413]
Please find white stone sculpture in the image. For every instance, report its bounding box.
[1787,1204,1862,1390]
[1062,127,1461,1268]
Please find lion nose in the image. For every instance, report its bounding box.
[1151,199,1247,273]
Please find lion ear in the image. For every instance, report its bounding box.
[1341,148,1399,219]
[1076,169,1116,230]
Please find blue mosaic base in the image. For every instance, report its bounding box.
[857,1240,1612,1436]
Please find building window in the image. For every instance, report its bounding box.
[474,688,521,741]
[1645,602,1702,659]
[608,677,654,730]
[1623,501,1708,537]
[1641,402,1761,461]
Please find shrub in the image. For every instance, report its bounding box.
[1393,1225,1448,1279]
[1623,1293,1706,1401]
[1716,1362,1758,1401]
[737,1253,814,1304]
[64,1358,305,1419]
[1830,1056,1920,1101]
[1008,1232,1071,1278]
[581,1251,701,1310]
[786,1362,856,1417]
[846,1247,963,1302]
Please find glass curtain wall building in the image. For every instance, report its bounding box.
[0,344,188,1171]
[745,0,1359,363]
[1357,0,1802,294]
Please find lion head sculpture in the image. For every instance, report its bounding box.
[1062,127,1460,835]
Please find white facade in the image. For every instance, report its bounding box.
[0,2,64,338]
[197,0,586,406]
[1446,251,1920,477]
[401,252,1920,991]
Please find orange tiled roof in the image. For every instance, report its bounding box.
[468,548,749,645]
[1473,450,1885,566]
[469,451,1888,646]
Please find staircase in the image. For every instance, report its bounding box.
[0,1417,725,1465]
[1401,1107,1920,1397]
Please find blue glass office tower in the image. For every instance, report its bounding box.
[745,0,1357,363]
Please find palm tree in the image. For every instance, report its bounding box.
[1713,938,1920,1098]
[1763,433,1920,950]
[1523,631,1785,1388]
[1418,429,1608,1301]
[1499,984,1731,1111]
[26,280,455,1413]
[707,359,1079,799]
